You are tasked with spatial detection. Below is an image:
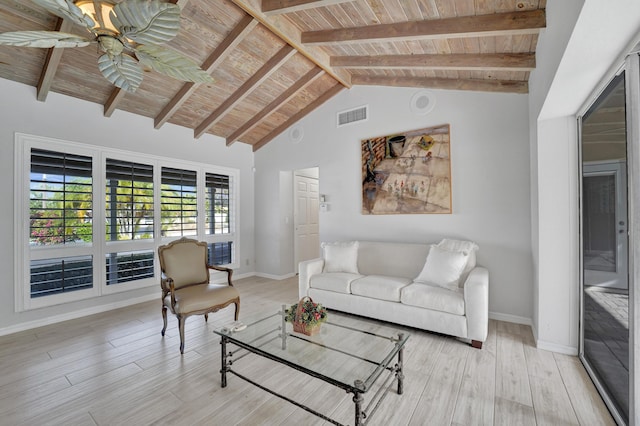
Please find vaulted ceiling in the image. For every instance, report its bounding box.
[0,0,546,150]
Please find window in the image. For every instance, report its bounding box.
[106,250,155,285]
[30,149,93,245]
[204,173,234,265]
[28,148,94,300]
[161,167,197,237]
[208,242,233,265]
[106,158,154,241]
[206,173,231,235]
[16,134,239,311]
[31,256,93,298]
[105,158,156,288]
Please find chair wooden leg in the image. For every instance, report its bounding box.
[234,300,240,321]
[471,340,483,349]
[178,315,186,354]
[204,313,208,322]
[161,305,167,336]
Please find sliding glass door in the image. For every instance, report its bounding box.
[580,72,629,424]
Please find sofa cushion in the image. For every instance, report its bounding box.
[164,284,239,314]
[414,245,469,290]
[401,283,465,316]
[310,272,363,294]
[350,275,412,302]
[321,241,359,273]
[438,238,479,287]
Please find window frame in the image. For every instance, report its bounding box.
[15,133,240,312]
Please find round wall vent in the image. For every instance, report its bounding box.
[289,125,304,144]
[410,90,436,115]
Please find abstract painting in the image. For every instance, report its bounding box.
[362,124,452,214]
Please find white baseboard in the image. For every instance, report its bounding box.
[536,339,578,356]
[489,311,533,326]
[0,293,158,337]
[254,272,296,280]
[233,272,256,281]
[490,313,578,355]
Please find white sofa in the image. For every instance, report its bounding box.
[298,240,489,348]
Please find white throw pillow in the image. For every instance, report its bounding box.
[437,238,479,287]
[321,241,359,274]
[414,245,469,290]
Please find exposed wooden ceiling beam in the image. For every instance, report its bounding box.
[231,0,351,87]
[253,82,344,151]
[302,9,546,45]
[351,75,528,94]
[227,67,324,146]
[154,15,257,129]
[195,45,296,139]
[104,88,126,117]
[262,0,354,15]
[36,18,73,102]
[331,53,536,71]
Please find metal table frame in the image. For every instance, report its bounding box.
[217,307,407,426]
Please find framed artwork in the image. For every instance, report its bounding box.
[361,124,451,215]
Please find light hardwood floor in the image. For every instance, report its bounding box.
[0,276,616,425]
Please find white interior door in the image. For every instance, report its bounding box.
[583,161,628,289]
[294,174,319,271]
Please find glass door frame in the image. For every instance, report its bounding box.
[578,51,640,425]
[626,50,640,426]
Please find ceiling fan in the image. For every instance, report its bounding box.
[0,0,214,92]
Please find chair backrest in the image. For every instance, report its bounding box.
[158,238,209,290]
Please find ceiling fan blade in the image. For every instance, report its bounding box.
[97,53,143,93]
[135,45,214,84]
[0,31,91,48]
[31,0,95,29]
[111,0,181,45]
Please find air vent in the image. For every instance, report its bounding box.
[337,105,368,128]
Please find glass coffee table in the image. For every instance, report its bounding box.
[214,305,409,426]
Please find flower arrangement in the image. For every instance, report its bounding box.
[284,297,328,334]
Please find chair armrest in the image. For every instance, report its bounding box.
[161,271,169,292]
[207,264,233,286]
[161,273,177,309]
[298,258,324,298]
[463,266,489,342]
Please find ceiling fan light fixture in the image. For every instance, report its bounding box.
[75,1,117,34]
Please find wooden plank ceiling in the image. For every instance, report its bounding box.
[0,0,546,150]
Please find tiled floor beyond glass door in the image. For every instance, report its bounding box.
[584,287,629,418]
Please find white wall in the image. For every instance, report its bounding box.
[254,85,533,321]
[529,0,640,354]
[527,0,585,353]
[0,78,255,332]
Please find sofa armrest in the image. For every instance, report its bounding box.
[298,258,324,298]
[463,266,489,342]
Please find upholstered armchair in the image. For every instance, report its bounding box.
[158,237,240,353]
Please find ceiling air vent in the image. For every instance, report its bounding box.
[337,105,368,128]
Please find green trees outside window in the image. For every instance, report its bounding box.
[105,158,154,241]
[30,149,93,245]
